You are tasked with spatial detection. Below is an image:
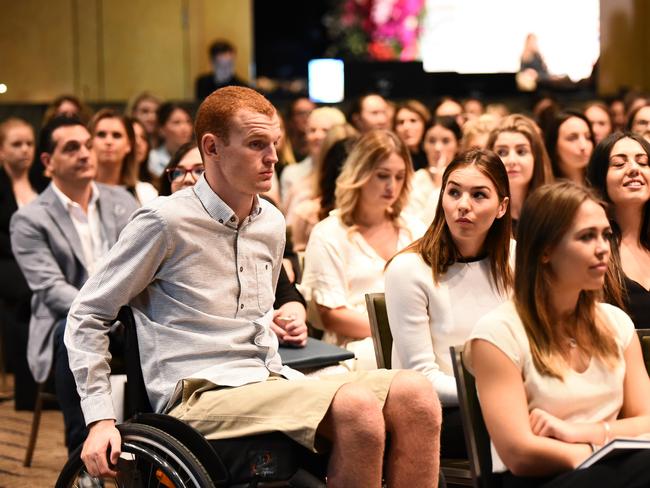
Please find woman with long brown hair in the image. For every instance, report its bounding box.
[89,109,158,205]
[487,114,553,230]
[385,149,512,458]
[469,181,650,487]
[587,131,650,328]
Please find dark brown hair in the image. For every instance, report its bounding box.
[398,149,513,294]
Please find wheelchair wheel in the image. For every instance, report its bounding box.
[56,423,216,488]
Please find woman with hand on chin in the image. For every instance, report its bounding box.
[385,149,512,458]
[487,114,553,232]
[408,116,461,225]
[301,129,423,370]
[468,182,650,487]
[588,132,650,328]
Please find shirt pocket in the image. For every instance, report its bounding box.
[256,261,274,313]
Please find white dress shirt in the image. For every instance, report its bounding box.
[51,182,108,275]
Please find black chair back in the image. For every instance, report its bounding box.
[450,345,500,488]
[117,306,154,417]
[636,329,650,375]
[365,293,392,369]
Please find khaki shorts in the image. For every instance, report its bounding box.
[168,370,398,452]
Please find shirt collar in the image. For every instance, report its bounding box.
[193,174,263,228]
[51,181,100,210]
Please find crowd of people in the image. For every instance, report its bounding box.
[1,81,650,487]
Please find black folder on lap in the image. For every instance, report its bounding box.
[279,338,354,369]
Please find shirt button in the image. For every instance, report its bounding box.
[240,304,244,309]
[230,217,236,222]
[265,264,268,270]
[239,266,243,272]
[218,219,223,223]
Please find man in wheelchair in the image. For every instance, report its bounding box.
[65,86,442,486]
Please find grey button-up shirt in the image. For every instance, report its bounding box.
[65,175,303,425]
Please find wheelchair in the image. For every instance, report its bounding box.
[55,306,328,488]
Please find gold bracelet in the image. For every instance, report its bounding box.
[602,421,611,444]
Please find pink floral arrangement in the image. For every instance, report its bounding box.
[326,0,426,61]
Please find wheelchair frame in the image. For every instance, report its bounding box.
[55,306,327,488]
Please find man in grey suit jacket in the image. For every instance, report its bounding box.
[10,116,138,454]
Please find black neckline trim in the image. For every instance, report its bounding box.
[456,253,488,263]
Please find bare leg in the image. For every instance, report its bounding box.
[318,383,386,487]
[383,371,442,488]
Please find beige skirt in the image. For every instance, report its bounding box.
[168,369,398,452]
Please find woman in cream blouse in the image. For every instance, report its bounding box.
[469,182,650,486]
[301,129,424,370]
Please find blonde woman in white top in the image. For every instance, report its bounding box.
[469,182,650,487]
[301,129,424,370]
[385,149,512,458]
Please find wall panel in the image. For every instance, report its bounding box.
[0,0,75,102]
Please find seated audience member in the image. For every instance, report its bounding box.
[128,117,158,189]
[42,94,93,126]
[160,141,308,343]
[10,116,138,455]
[158,142,204,197]
[285,96,316,161]
[125,91,161,145]
[195,39,248,100]
[486,114,553,230]
[148,103,193,177]
[587,132,650,329]
[583,101,613,145]
[533,94,559,136]
[65,87,442,486]
[89,109,158,205]
[33,95,94,191]
[460,114,499,152]
[544,110,594,185]
[408,116,461,225]
[280,107,346,214]
[434,96,465,127]
[385,149,512,459]
[463,97,485,122]
[486,102,511,120]
[468,181,650,487]
[260,112,290,206]
[348,93,390,133]
[393,99,431,171]
[301,129,424,370]
[290,127,358,252]
[609,98,626,132]
[626,101,650,141]
[0,118,39,406]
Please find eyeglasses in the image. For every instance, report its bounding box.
[166,165,205,182]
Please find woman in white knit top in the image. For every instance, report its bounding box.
[468,182,650,487]
[385,148,512,458]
